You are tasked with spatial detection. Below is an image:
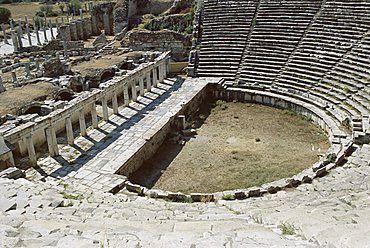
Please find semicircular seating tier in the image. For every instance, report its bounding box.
[193,0,370,143]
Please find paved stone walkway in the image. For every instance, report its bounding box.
[0,28,57,55]
[27,77,219,193]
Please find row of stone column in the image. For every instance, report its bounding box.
[17,61,168,166]
[4,16,60,53]
[2,5,98,52]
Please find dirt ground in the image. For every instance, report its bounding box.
[71,51,144,76]
[0,82,59,116]
[130,101,330,194]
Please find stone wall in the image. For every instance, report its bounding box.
[114,0,174,35]
[122,30,191,61]
[117,79,210,176]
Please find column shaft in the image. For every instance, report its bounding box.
[123,85,130,106]
[79,110,87,136]
[131,80,138,102]
[146,71,152,92]
[91,102,99,128]
[65,117,74,145]
[112,91,118,114]
[139,76,145,96]
[102,96,109,121]
[153,67,158,87]
[45,126,59,157]
[26,135,37,166]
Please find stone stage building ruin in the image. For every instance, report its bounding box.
[0,0,369,247]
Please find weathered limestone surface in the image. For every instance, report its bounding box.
[0,144,369,247]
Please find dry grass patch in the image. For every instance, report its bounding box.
[130,102,329,194]
[0,82,59,115]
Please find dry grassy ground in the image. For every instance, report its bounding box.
[0,2,42,20]
[71,51,139,73]
[130,101,330,193]
[0,82,59,115]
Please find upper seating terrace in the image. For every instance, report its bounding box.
[194,0,370,142]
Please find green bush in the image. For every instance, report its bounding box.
[36,5,58,17]
[58,2,65,14]
[68,0,82,14]
[279,222,295,235]
[0,7,11,24]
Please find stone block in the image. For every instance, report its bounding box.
[0,197,17,212]
[190,193,215,202]
[125,182,144,195]
[247,188,261,197]
[0,167,25,179]
[234,191,247,200]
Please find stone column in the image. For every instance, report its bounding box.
[103,11,111,35]
[123,85,130,106]
[153,66,158,87]
[131,80,138,102]
[18,137,27,156]
[102,96,109,121]
[11,29,19,52]
[35,59,40,70]
[70,23,78,41]
[79,9,83,19]
[65,25,71,41]
[40,18,48,43]
[139,75,145,96]
[0,76,5,93]
[91,102,98,128]
[33,18,41,46]
[49,20,54,39]
[61,17,65,25]
[79,109,87,136]
[60,25,69,58]
[112,91,118,114]
[1,23,8,44]
[17,20,23,36]
[82,19,88,39]
[65,116,74,145]
[26,135,37,166]
[91,14,99,35]
[159,63,164,83]
[10,20,19,52]
[146,71,152,92]
[84,18,92,38]
[16,26,23,50]
[76,20,84,40]
[25,17,32,46]
[11,71,18,86]
[55,18,60,32]
[45,125,59,157]
[25,63,31,79]
[166,57,171,75]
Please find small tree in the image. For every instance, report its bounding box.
[68,0,82,14]
[36,5,58,17]
[0,7,11,24]
[58,2,65,14]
